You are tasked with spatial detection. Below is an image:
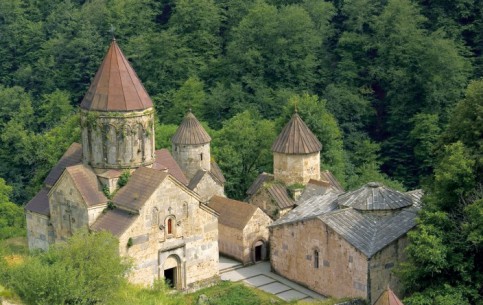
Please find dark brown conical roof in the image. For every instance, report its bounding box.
[272,112,322,154]
[373,288,404,305]
[80,39,153,112]
[172,111,211,145]
[337,182,413,211]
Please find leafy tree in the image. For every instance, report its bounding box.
[163,76,207,124]
[212,111,276,199]
[0,178,25,240]
[37,90,73,130]
[4,231,130,305]
[155,123,179,150]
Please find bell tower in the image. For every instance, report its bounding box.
[272,112,322,185]
[80,39,155,170]
[171,111,211,181]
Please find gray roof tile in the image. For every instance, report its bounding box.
[208,195,261,230]
[65,164,107,207]
[25,187,50,216]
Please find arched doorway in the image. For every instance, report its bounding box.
[163,255,181,289]
[252,239,268,263]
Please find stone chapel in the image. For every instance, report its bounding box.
[25,39,224,290]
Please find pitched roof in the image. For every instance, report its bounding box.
[272,112,322,154]
[210,160,226,184]
[246,173,274,196]
[113,167,168,210]
[374,288,405,305]
[64,164,108,207]
[171,111,211,145]
[406,189,424,208]
[319,207,419,257]
[271,191,339,227]
[91,208,137,237]
[298,179,334,203]
[80,39,153,112]
[207,195,259,230]
[44,143,82,188]
[337,182,412,211]
[188,170,207,190]
[153,149,188,185]
[320,170,344,193]
[25,187,50,216]
[267,184,295,209]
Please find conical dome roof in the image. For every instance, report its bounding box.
[80,39,153,112]
[172,111,211,145]
[272,112,322,154]
[337,182,413,211]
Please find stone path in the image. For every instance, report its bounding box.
[219,256,326,302]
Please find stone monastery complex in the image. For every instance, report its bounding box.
[25,39,421,304]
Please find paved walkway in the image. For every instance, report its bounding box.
[219,256,326,302]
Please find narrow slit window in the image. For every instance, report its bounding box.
[314,250,319,268]
[200,153,203,161]
[167,218,173,234]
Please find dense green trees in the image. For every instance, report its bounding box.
[400,81,483,305]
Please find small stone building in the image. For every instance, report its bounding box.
[207,195,272,264]
[270,182,422,304]
[246,112,342,219]
[25,39,222,290]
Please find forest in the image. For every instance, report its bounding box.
[0,0,481,304]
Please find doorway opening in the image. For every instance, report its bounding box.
[255,245,262,261]
[164,267,176,288]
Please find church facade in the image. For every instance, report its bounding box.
[25,39,223,289]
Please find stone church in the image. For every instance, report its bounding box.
[246,111,343,219]
[25,39,224,290]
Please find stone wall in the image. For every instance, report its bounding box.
[270,219,368,300]
[248,189,279,219]
[118,177,219,288]
[218,225,244,263]
[192,173,224,202]
[26,211,54,251]
[172,143,210,181]
[81,109,155,170]
[49,174,90,242]
[368,236,408,304]
[273,152,320,185]
[242,208,271,263]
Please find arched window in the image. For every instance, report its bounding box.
[167,218,173,234]
[314,250,319,269]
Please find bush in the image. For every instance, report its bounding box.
[4,231,130,305]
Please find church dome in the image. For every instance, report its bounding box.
[337,182,413,211]
[272,112,322,154]
[172,111,211,145]
[80,39,153,112]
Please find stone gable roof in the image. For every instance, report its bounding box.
[246,173,273,196]
[80,39,153,112]
[171,111,211,145]
[337,182,413,211]
[272,112,322,154]
[267,184,295,209]
[44,143,82,188]
[91,208,137,237]
[374,288,405,305]
[153,149,189,185]
[320,170,344,193]
[64,164,108,207]
[207,195,259,230]
[113,167,168,211]
[271,191,339,227]
[210,160,226,184]
[319,207,419,258]
[25,187,50,216]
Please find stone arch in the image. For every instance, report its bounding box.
[163,254,181,289]
[106,124,118,165]
[251,238,268,263]
[164,215,176,238]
